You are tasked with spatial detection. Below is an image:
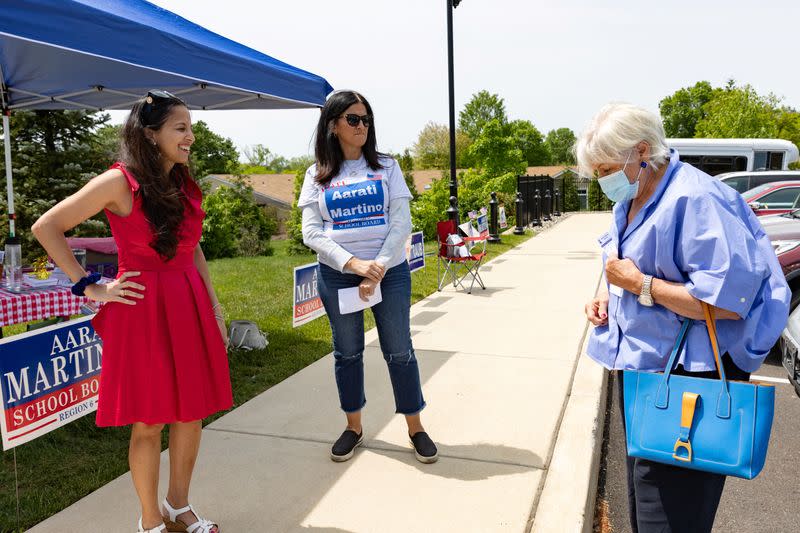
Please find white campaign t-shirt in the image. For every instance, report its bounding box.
[298,155,412,262]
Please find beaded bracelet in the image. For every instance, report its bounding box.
[71,272,102,296]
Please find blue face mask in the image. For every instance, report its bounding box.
[597,151,646,204]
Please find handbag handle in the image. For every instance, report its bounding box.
[655,302,732,418]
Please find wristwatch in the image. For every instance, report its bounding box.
[638,274,654,307]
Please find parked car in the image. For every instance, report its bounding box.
[780,305,800,397]
[741,181,800,216]
[718,170,800,194]
[761,212,800,309]
[761,212,800,396]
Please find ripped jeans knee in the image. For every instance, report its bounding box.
[334,350,363,363]
[383,348,417,366]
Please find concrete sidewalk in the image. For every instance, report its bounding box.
[30,213,612,533]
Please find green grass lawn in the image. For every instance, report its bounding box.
[0,231,533,532]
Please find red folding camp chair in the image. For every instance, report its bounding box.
[436,220,487,294]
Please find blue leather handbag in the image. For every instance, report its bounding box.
[623,303,775,479]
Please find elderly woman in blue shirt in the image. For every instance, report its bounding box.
[578,103,789,533]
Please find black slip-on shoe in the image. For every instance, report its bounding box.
[409,431,438,463]
[330,429,363,462]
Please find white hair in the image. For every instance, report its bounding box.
[575,102,670,178]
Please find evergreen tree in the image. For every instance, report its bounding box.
[587,179,604,211]
[560,171,580,212]
[0,110,112,258]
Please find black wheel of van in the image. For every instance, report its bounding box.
[792,288,800,311]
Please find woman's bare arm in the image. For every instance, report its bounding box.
[32,169,130,282]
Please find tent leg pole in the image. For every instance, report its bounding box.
[3,112,13,237]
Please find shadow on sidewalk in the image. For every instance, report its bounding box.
[298,526,356,533]
[366,440,542,480]
[454,286,514,298]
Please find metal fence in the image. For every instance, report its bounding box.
[516,175,557,227]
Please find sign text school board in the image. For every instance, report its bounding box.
[293,262,326,327]
[0,316,102,450]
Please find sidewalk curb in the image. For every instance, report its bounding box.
[530,298,609,532]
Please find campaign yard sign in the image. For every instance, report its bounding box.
[293,262,326,327]
[407,231,425,273]
[499,206,508,229]
[0,316,102,450]
[477,214,489,236]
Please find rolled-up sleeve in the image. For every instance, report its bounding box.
[675,196,767,318]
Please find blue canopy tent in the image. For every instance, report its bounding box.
[0,0,333,236]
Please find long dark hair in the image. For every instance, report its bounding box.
[314,90,387,185]
[119,92,189,261]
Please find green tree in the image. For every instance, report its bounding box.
[201,177,276,259]
[467,119,527,179]
[659,81,717,138]
[459,90,507,140]
[560,171,580,211]
[392,149,418,199]
[240,145,310,174]
[92,124,122,168]
[587,179,613,211]
[243,144,272,166]
[695,84,781,138]
[544,128,577,165]
[412,122,471,169]
[777,110,800,169]
[287,168,313,255]
[286,155,315,172]
[0,110,112,258]
[410,171,450,239]
[508,120,549,166]
[189,121,240,178]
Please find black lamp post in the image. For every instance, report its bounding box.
[446,0,462,225]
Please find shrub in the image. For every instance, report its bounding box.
[411,171,450,239]
[201,178,276,259]
[287,168,314,255]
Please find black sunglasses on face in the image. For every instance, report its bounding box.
[342,113,372,127]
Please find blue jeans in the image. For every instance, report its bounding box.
[317,261,426,415]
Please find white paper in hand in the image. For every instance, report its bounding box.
[338,284,383,315]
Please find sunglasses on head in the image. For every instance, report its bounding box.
[141,90,183,126]
[342,113,372,127]
[145,89,178,104]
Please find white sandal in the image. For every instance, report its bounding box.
[162,499,219,533]
[137,517,166,532]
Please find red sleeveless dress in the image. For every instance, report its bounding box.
[91,162,233,427]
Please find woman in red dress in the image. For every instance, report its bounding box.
[33,91,232,533]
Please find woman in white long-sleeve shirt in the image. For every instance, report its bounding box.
[298,90,437,463]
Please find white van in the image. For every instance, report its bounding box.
[667,138,799,176]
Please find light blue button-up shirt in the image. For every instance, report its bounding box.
[587,150,790,373]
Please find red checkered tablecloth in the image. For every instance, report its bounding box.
[0,285,94,327]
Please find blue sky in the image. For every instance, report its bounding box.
[134,0,800,161]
